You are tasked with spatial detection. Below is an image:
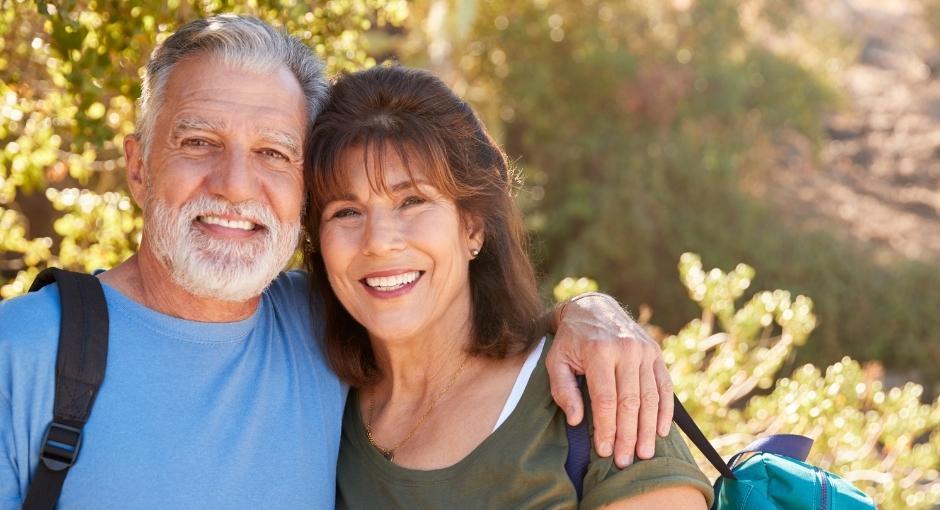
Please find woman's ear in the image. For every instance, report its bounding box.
[465,213,485,256]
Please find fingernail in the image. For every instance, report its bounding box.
[617,454,633,467]
[599,441,613,457]
[641,444,655,458]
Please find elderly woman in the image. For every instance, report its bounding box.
[304,65,713,509]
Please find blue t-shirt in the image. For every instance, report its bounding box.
[0,271,347,509]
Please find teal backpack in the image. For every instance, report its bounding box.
[675,398,875,509]
[565,395,878,509]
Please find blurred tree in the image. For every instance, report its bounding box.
[399,0,940,385]
[0,0,407,297]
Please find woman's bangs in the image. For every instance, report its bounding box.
[320,136,458,205]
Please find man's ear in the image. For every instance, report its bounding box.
[124,134,146,205]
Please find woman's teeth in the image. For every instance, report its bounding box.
[365,271,420,291]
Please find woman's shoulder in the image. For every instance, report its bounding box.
[578,423,715,509]
[536,335,714,508]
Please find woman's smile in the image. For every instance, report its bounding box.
[360,270,424,298]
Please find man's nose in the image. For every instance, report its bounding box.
[362,210,406,256]
[206,148,258,204]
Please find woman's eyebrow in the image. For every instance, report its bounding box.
[389,179,430,193]
[326,191,358,202]
[324,178,432,204]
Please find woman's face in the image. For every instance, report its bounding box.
[318,145,483,344]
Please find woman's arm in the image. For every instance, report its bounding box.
[600,485,708,510]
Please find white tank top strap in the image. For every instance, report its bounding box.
[492,336,547,432]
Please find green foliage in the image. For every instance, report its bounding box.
[0,0,407,297]
[556,254,940,509]
[414,0,940,385]
[660,254,938,509]
[552,276,598,302]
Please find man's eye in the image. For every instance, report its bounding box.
[261,148,289,161]
[182,138,212,147]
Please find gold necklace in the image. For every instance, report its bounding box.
[365,353,473,462]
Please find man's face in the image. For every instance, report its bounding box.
[125,54,308,301]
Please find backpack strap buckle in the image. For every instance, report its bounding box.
[39,422,83,471]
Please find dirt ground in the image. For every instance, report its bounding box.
[770,0,940,264]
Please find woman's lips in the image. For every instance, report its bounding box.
[360,270,423,298]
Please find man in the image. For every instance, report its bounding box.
[0,15,675,508]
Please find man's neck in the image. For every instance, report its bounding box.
[97,250,261,323]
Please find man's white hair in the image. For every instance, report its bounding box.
[136,14,328,159]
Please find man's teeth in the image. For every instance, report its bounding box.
[365,271,420,291]
[200,215,256,231]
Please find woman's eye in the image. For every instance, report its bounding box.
[401,195,426,208]
[330,208,360,219]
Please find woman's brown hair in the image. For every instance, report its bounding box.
[304,65,542,387]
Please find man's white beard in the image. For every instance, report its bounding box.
[144,195,301,302]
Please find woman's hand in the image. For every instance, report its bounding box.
[544,293,674,469]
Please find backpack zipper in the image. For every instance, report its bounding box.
[815,467,829,510]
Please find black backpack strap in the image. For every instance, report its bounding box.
[22,268,109,510]
[564,377,591,500]
[673,395,736,480]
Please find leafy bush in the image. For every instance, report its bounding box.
[556,254,940,509]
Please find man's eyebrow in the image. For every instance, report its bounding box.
[172,117,226,134]
[259,129,301,158]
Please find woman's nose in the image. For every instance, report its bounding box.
[361,210,406,256]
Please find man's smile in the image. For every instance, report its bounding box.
[198,214,260,231]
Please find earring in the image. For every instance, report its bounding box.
[470,248,480,258]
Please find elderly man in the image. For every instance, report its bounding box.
[0,15,674,509]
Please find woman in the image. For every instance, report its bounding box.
[304,65,713,509]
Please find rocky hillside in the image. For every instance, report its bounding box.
[773,0,940,263]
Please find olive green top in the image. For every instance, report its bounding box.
[337,337,714,509]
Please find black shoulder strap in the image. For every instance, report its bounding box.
[672,395,736,480]
[564,377,591,499]
[565,392,736,499]
[22,268,109,510]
